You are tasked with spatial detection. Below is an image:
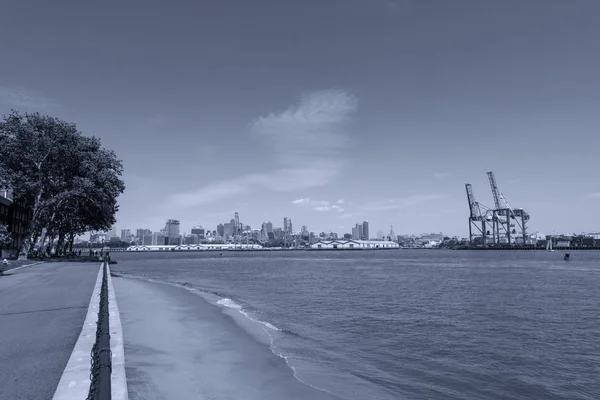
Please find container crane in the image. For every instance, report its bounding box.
[465,184,491,245]
[486,171,530,245]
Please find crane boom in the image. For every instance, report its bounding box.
[486,171,505,209]
[465,184,482,219]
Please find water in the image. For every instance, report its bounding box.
[112,250,600,399]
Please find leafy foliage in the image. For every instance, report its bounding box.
[0,224,11,248]
[0,111,125,257]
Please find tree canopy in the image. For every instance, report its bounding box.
[0,224,11,249]
[0,111,125,258]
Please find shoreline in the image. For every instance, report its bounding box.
[112,273,340,400]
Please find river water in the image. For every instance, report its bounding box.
[112,250,600,399]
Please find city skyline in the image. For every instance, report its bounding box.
[1,1,600,237]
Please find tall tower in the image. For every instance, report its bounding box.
[165,219,181,245]
[234,212,240,234]
[284,217,292,234]
[389,225,396,240]
[362,221,369,240]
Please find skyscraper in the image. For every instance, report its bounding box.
[234,212,240,234]
[120,229,131,241]
[389,225,396,240]
[165,219,181,245]
[352,225,359,240]
[283,217,292,234]
[362,221,369,240]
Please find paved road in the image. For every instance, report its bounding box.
[0,262,100,400]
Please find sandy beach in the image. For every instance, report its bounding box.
[113,275,340,400]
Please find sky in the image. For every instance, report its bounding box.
[1,0,599,237]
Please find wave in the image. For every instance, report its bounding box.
[111,271,340,398]
[217,298,281,332]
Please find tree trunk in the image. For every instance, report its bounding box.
[18,188,44,260]
[57,232,65,256]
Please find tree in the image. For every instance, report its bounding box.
[0,111,125,259]
[0,224,11,250]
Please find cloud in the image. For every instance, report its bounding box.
[0,87,59,110]
[292,198,343,212]
[433,172,451,179]
[584,192,600,199]
[166,89,357,209]
[363,194,448,211]
[250,89,357,166]
[292,198,310,204]
[337,199,345,204]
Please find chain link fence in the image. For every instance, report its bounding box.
[87,256,112,400]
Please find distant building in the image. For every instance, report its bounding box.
[217,224,225,237]
[273,228,285,240]
[184,234,200,245]
[164,219,181,245]
[121,229,131,242]
[108,226,118,239]
[136,228,152,241]
[223,220,235,238]
[283,217,292,234]
[152,232,167,246]
[191,225,205,239]
[265,221,273,233]
[142,234,154,245]
[310,240,400,250]
[0,190,31,256]
[362,221,369,240]
[234,212,240,235]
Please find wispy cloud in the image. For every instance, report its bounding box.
[166,90,357,209]
[337,199,346,204]
[292,198,310,204]
[433,172,451,179]
[292,198,344,212]
[584,192,600,199]
[0,87,59,110]
[363,194,448,211]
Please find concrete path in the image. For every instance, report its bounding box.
[0,262,99,400]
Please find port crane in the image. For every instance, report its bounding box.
[466,184,491,245]
[486,171,530,245]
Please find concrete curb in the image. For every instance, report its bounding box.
[52,263,129,400]
[107,264,129,400]
[4,261,44,273]
[52,264,103,400]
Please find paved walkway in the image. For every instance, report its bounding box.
[0,262,100,400]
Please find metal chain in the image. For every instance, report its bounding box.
[87,257,112,400]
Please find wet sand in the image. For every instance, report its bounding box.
[113,276,339,400]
